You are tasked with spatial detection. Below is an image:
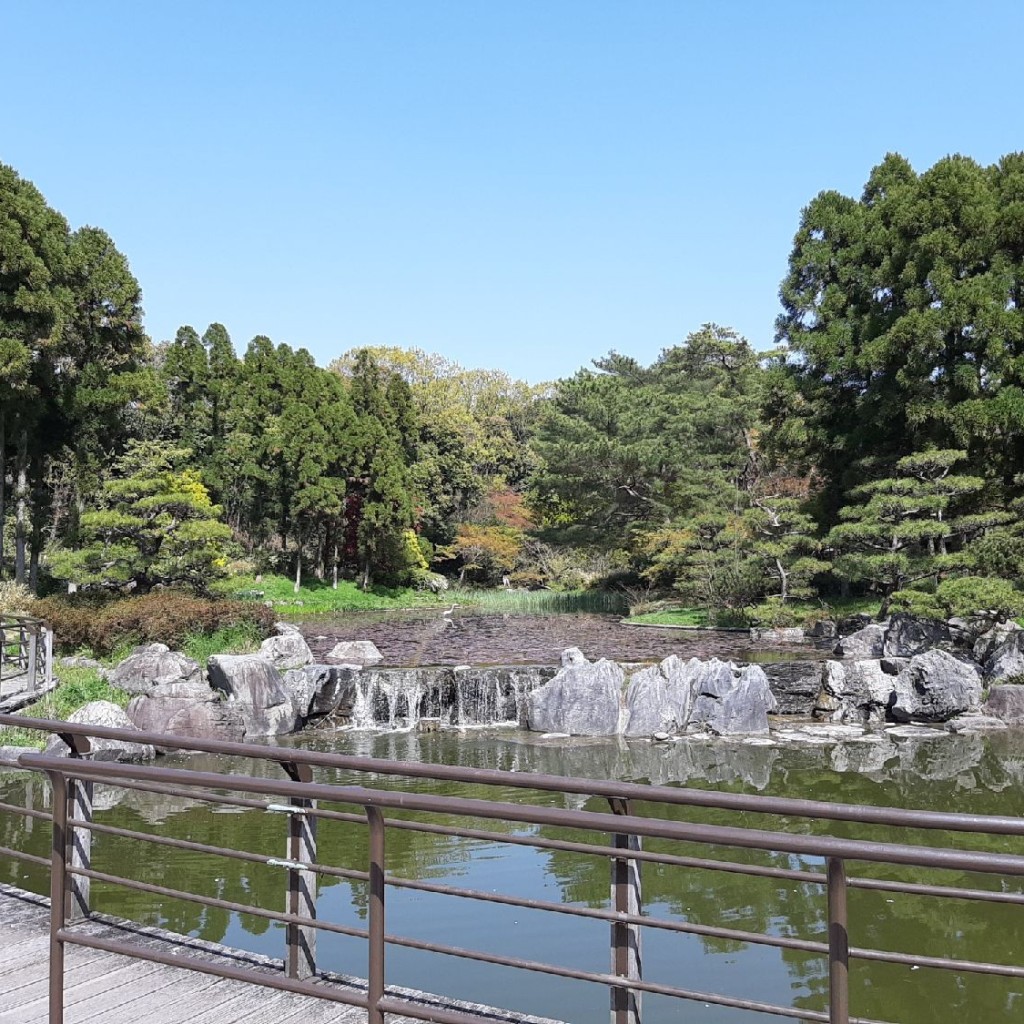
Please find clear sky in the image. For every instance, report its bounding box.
[4,1,1023,383]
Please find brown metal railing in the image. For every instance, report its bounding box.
[0,614,53,700]
[2,714,1024,1024]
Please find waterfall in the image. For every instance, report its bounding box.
[344,665,557,732]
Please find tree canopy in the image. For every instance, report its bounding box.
[6,152,1024,621]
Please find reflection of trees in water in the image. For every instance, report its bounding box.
[5,728,1024,1021]
[537,740,1024,1024]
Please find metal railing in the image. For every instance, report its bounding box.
[0,614,53,700]
[2,714,1024,1024]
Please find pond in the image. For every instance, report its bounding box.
[3,726,1024,1023]
[300,610,826,667]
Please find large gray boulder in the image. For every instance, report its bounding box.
[207,654,298,737]
[280,663,361,721]
[759,660,824,715]
[815,660,896,724]
[883,615,952,658]
[983,684,1024,725]
[259,632,314,671]
[527,657,624,735]
[833,624,886,660]
[974,622,1023,666]
[624,656,698,737]
[691,663,776,736]
[46,701,155,762]
[108,643,202,696]
[326,640,383,664]
[891,650,982,723]
[984,632,1024,681]
[127,679,246,749]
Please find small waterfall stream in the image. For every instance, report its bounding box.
[343,666,557,731]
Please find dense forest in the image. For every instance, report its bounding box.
[4,151,1024,624]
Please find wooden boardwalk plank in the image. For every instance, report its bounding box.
[8,956,167,1018]
[0,884,560,1024]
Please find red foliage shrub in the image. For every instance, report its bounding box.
[34,591,276,655]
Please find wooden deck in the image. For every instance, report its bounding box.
[0,885,556,1024]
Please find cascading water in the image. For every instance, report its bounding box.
[345,665,557,732]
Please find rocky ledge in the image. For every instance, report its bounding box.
[17,611,1024,760]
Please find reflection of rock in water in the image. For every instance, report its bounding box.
[511,735,783,792]
[829,735,898,774]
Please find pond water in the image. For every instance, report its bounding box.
[301,611,825,667]
[3,727,1024,1023]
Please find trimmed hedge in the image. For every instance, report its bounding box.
[33,591,277,655]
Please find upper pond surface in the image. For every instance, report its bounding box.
[301,610,824,667]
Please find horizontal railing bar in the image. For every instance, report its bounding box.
[315,803,832,885]
[850,945,1024,978]
[0,844,50,868]
[848,876,1024,905]
[72,801,1024,911]
[70,816,371,885]
[379,930,888,1023]
[70,814,823,957]
[98,775,271,812]
[56,928,372,1009]
[0,799,51,823]
[383,870,832,955]
[21,753,1024,876]
[374,995,543,1024]
[69,865,369,942]
[7,712,1024,837]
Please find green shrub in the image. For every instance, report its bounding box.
[33,591,276,655]
[0,667,131,748]
[748,598,799,628]
[891,576,1024,624]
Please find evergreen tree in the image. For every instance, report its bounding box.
[49,440,231,594]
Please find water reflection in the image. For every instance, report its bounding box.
[3,728,1024,1023]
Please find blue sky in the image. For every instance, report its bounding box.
[4,1,1023,383]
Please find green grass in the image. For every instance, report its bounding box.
[0,667,131,749]
[628,596,884,629]
[182,621,264,667]
[220,574,443,616]
[628,607,710,627]
[453,588,628,614]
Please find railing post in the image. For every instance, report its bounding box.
[27,628,38,694]
[47,770,69,1024]
[366,805,386,1024]
[281,761,317,979]
[44,625,53,687]
[608,798,642,1024]
[827,856,849,1024]
[59,734,92,923]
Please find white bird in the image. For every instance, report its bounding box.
[442,603,459,617]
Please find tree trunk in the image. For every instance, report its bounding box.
[294,531,303,594]
[14,430,29,585]
[332,543,339,590]
[361,558,371,591]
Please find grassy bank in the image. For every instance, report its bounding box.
[221,574,443,616]
[453,589,628,614]
[0,666,130,749]
[0,621,270,749]
[627,607,710,627]
[628,596,882,629]
[223,574,628,617]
